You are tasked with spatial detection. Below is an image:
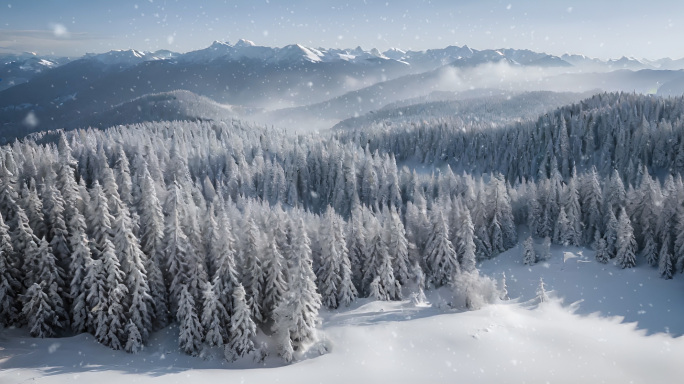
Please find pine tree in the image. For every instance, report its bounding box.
[553,207,571,246]
[386,207,411,284]
[68,209,93,334]
[499,272,509,300]
[536,277,549,304]
[272,219,321,355]
[489,175,517,250]
[177,284,203,356]
[21,181,47,239]
[337,214,358,307]
[563,174,583,246]
[241,217,264,323]
[523,236,537,265]
[164,181,194,312]
[581,167,603,244]
[641,229,658,267]
[111,200,152,343]
[362,217,400,300]
[96,238,128,350]
[424,209,459,287]
[201,281,228,348]
[83,257,105,335]
[226,284,256,361]
[44,183,71,273]
[658,233,674,279]
[594,230,609,264]
[455,207,477,273]
[22,237,67,329]
[262,237,287,318]
[87,181,114,259]
[616,208,637,269]
[124,320,143,353]
[0,212,19,326]
[347,199,367,289]
[676,205,684,273]
[317,207,342,309]
[211,208,240,332]
[135,161,168,328]
[604,208,619,259]
[22,282,62,338]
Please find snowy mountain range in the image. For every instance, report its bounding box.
[2,40,684,141]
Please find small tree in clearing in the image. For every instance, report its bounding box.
[522,236,536,265]
[536,277,549,304]
[594,230,609,264]
[499,272,509,300]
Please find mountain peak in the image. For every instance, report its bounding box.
[235,39,256,48]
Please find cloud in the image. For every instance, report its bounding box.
[0,29,102,55]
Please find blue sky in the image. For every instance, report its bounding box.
[1,0,682,59]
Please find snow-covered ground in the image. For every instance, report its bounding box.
[2,243,683,383]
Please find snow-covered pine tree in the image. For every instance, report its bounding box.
[225,284,256,361]
[499,272,509,300]
[658,233,674,279]
[563,173,583,246]
[21,181,46,239]
[211,208,240,332]
[22,236,67,329]
[124,320,143,353]
[164,180,194,312]
[68,208,94,334]
[241,217,265,323]
[523,236,537,265]
[262,236,287,318]
[87,181,114,259]
[616,208,637,269]
[553,207,571,246]
[604,208,619,259]
[0,212,19,325]
[675,205,684,273]
[386,206,411,284]
[641,229,658,267]
[527,184,542,236]
[96,238,128,350]
[134,160,168,328]
[22,282,62,338]
[272,218,322,356]
[489,175,518,249]
[177,284,203,356]
[43,183,71,274]
[201,281,228,348]
[594,230,609,264]
[455,207,477,273]
[347,196,367,289]
[424,208,460,287]
[657,175,677,248]
[111,200,153,344]
[317,206,342,309]
[362,216,400,300]
[408,261,427,305]
[83,257,105,335]
[581,167,603,244]
[536,277,549,303]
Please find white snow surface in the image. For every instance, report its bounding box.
[2,242,683,383]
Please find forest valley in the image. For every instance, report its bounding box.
[1,92,684,363]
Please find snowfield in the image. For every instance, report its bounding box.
[3,243,683,384]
